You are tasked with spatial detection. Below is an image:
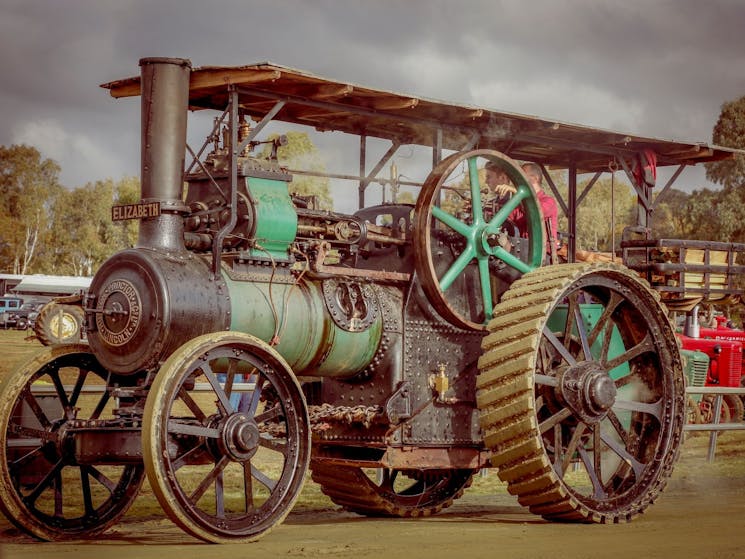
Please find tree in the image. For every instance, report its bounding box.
[705,95,745,190]
[684,187,745,243]
[45,177,141,276]
[651,188,691,238]
[0,145,62,274]
[555,175,636,252]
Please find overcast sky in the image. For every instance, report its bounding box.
[1,0,744,210]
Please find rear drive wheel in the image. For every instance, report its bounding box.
[311,464,475,517]
[477,263,685,523]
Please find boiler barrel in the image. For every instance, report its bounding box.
[224,275,382,378]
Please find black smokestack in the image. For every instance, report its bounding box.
[138,57,191,251]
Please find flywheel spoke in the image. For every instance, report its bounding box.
[431,205,471,238]
[439,244,476,292]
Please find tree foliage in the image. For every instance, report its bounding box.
[0,145,63,274]
[262,132,333,210]
[555,175,637,252]
[706,95,745,190]
[44,177,141,276]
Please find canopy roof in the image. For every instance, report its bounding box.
[102,62,741,173]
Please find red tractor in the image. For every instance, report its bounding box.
[677,333,743,422]
[700,316,745,377]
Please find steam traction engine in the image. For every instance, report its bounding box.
[0,58,686,543]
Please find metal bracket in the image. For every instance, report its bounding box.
[385,381,412,424]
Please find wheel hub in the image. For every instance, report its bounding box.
[559,361,617,422]
[220,413,260,461]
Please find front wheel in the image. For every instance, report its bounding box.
[0,345,144,540]
[142,332,311,543]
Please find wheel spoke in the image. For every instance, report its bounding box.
[535,374,559,387]
[8,443,45,472]
[477,256,494,320]
[189,455,229,503]
[612,398,662,421]
[490,246,534,274]
[600,428,646,479]
[22,389,52,429]
[439,244,476,292]
[202,365,235,416]
[7,422,53,443]
[576,435,606,499]
[243,374,266,416]
[215,471,225,518]
[432,205,471,238]
[604,410,631,447]
[605,332,655,370]
[251,462,278,492]
[255,403,282,424]
[586,292,624,349]
[49,371,72,416]
[167,419,220,438]
[171,441,207,471]
[221,360,237,399]
[54,469,63,517]
[542,327,578,367]
[563,294,579,352]
[89,389,111,420]
[243,461,254,511]
[539,407,572,434]
[552,422,563,470]
[486,187,528,231]
[69,369,90,408]
[25,459,64,505]
[178,386,208,423]
[571,301,593,360]
[259,433,287,454]
[560,422,587,478]
[86,464,119,494]
[467,156,483,222]
[81,467,94,516]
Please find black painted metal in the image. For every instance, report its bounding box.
[138,58,191,251]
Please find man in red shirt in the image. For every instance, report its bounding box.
[485,161,558,253]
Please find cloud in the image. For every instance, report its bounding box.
[11,119,127,188]
[0,0,743,200]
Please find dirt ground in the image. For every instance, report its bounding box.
[1,332,744,559]
[1,463,744,559]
